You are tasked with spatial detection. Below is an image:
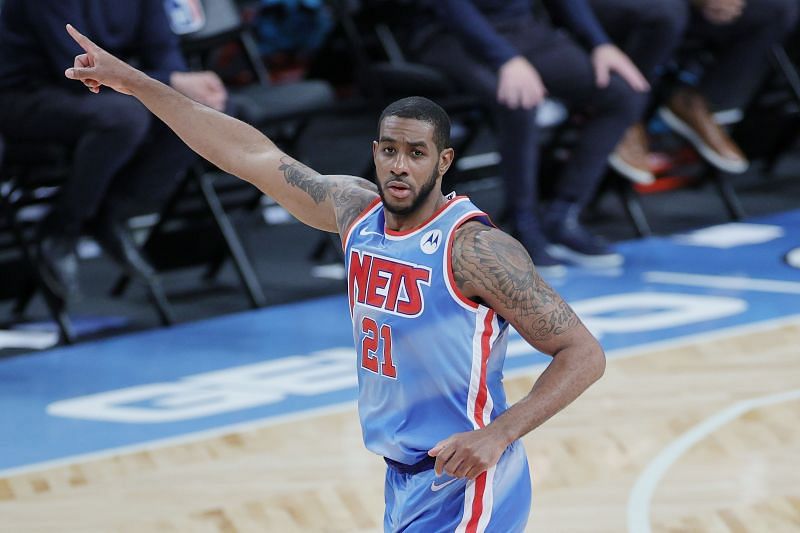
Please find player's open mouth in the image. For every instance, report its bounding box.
[387,181,411,199]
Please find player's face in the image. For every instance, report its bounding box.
[372,117,451,216]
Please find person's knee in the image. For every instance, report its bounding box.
[593,76,646,121]
[88,94,151,142]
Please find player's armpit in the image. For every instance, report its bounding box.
[451,222,583,353]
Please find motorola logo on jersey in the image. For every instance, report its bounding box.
[348,249,432,317]
[420,229,443,254]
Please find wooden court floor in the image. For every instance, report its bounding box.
[1,321,799,532]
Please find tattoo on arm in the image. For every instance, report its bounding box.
[332,185,377,233]
[278,155,378,233]
[452,223,578,341]
[279,156,328,203]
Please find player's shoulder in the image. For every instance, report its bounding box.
[326,174,380,234]
[452,220,522,259]
[451,221,532,294]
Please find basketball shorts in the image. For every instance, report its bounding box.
[383,440,531,532]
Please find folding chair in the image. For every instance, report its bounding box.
[113,0,338,308]
[0,138,75,342]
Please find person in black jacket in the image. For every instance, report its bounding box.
[0,0,228,300]
[409,0,650,270]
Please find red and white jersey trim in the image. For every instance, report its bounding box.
[456,307,499,532]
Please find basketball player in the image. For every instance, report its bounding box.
[63,24,605,532]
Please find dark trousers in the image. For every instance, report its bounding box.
[685,0,799,110]
[0,87,198,238]
[588,0,689,83]
[412,14,645,228]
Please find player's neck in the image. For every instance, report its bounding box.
[384,193,447,232]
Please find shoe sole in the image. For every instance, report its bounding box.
[547,244,624,268]
[658,107,748,174]
[608,154,656,185]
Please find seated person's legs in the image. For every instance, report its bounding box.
[91,118,200,281]
[0,88,152,298]
[525,27,646,266]
[659,0,799,173]
[588,0,690,183]
[410,30,560,268]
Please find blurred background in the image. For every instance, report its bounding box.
[1,1,799,532]
[0,0,798,350]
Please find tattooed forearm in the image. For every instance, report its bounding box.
[279,156,328,204]
[452,223,578,341]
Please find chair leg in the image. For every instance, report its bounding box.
[146,277,175,326]
[615,177,652,237]
[202,253,227,281]
[196,172,267,308]
[310,233,335,262]
[13,278,37,316]
[771,45,800,106]
[28,252,75,343]
[110,273,131,297]
[712,171,746,220]
[41,290,75,344]
[328,232,344,261]
[2,201,76,344]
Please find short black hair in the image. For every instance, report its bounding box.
[378,96,451,152]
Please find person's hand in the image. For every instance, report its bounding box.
[591,44,649,92]
[428,427,509,479]
[693,0,745,24]
[169,71,228,111]
[64,24,141,94]
[497,56,547,110]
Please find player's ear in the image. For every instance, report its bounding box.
[438,147,454,176]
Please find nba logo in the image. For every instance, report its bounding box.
[164,0,206,35]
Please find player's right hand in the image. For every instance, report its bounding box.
[64,24,139,95]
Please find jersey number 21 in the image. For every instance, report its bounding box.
[360,317,397,379]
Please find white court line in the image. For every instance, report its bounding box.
[626,388,800,533]
[2,314,800,479]
[645,272,800,294]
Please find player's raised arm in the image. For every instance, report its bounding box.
[63,24,377,233]
[429,222,605,479]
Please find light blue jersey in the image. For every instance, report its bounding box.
[344,194,531,532]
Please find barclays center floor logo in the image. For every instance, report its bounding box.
[786,247,800,269]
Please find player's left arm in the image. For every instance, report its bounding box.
[429,222,605,479]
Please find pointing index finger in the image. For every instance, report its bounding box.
[66,24,96,52]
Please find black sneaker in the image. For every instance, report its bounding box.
[545,203,623,268]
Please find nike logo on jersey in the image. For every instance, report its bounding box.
[359,227,383,237]
[430,477,459,492]
[348,249,431,317]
